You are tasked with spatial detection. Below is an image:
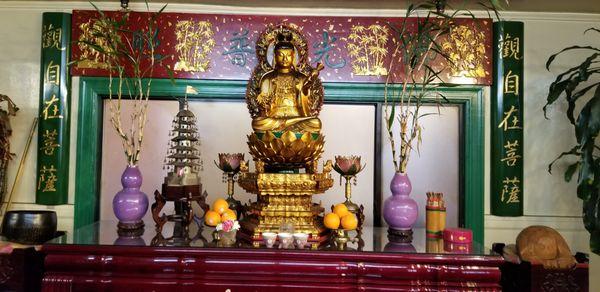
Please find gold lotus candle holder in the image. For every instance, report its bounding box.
[332,155,366,231]
[215,153,247,219]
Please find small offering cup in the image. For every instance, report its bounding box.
[262,232,277,248]
[293,233,309,248]
[278,232,293,248]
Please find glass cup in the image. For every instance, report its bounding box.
[279,222,295,234]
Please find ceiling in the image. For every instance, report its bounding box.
[9,0,600,14]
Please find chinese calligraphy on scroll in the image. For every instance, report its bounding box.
[36,13,71,205]
[491,21,524,216]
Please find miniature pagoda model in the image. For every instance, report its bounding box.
[238,24,334,242]
[152,97,208,232]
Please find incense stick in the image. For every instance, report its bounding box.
[1,117,37,217]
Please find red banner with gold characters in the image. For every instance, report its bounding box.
[70,10,493,85]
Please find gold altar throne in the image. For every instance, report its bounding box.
[238,24,333,241]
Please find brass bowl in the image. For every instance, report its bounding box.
[1,210,57,244]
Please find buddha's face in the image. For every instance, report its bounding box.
[274,48,294,69]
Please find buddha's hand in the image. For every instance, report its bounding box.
[302,62,325,95]
[256,92,270,107]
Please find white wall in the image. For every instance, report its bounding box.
[0,1,598,289]
[0,4,76,232]
[99,100,378,225]
[99,100,460,229]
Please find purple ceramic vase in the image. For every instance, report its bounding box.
[113,165,148,229]
[383,172,418,230]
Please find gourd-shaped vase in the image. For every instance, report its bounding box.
[383,172,418,230]
[113,165,148,229]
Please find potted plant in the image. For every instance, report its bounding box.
[544,27,600,254]
[77,2,170,230]
[382,0,501,235]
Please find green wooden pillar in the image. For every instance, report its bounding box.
[491,21,524,216]
[36,12,71,205]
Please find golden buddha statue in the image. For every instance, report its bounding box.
[246,26,326,170]
[239,24,333,243]
[252,34,323,133]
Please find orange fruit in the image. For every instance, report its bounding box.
[341,214,358,231]
[212,198,229,214]
[204,210,221,226]
[221,208,237,221]
[324,213,341,229]
[333,203,350,218]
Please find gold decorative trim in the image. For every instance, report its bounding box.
[173,20,215,72]
[238,172,333,195]
[346,24,389,76]
[442,24,488,78]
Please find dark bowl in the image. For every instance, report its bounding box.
[1,210,57,244]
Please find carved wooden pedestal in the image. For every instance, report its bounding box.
[500,261,589,291]
[0,247,45,292]
[152,183,209,233]
[237,171,333,239]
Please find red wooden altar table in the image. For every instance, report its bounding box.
[41,221,503,291]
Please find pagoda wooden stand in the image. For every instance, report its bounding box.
[151,98,208,233]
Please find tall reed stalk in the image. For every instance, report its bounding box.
[79,2,169,165]
[384,0,502,173]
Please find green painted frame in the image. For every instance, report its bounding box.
[74,77,485,243]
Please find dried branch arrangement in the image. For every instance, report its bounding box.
[384,0,502,173]
[78,2,169,165]
[0,94,18,208]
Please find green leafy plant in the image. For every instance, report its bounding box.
[545,27,600,254]
[75,1,171,165]
[384,0,501,173]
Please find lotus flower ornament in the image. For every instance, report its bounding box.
[332,155,366,231]
[215,153,245,173]
[247,131,325,171]
[333,155,365,176]
[214,153,246,218]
